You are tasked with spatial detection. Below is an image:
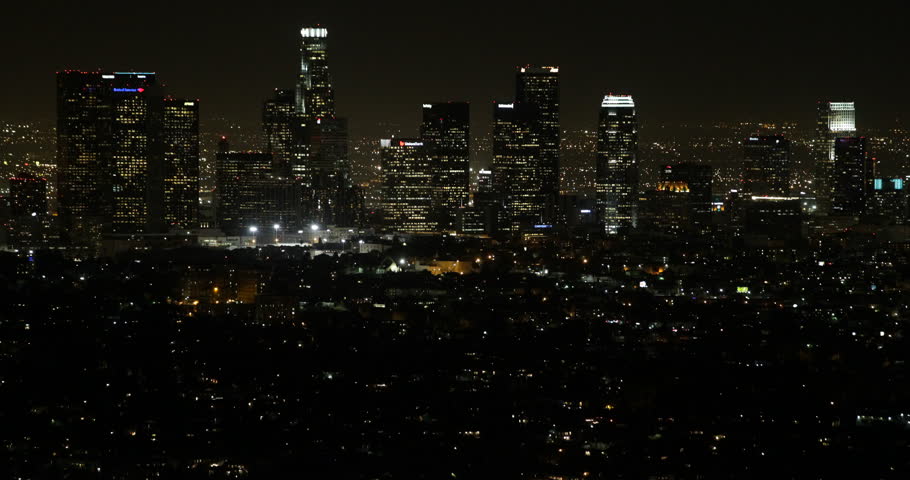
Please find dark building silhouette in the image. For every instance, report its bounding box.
[660,163,713,232]
[742,135,790,197]
[215,146,299,235]
[832,137,872,216]
[867,178,906,224]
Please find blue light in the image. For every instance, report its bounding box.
[534,224,552,229]
[874,179,883,190]
[112,88,139,92]
[893,179,904,190]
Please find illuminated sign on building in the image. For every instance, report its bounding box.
[112,88,145,93]
[399,141,423,147]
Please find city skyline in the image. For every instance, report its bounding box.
[1,2,906,140]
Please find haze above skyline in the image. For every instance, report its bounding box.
[2,1,905,139]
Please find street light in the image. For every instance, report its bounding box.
[249,226,258,233]
[310,224,319,232]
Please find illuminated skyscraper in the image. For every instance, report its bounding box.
[160,98,200,229]
[832,137,872,216]
[263,89,299,176]
[742,135,790,197]
[516,66,560,198]
[596,95,638,234]
[492,101,544,232]
[420,102,470,230]
[56,71,114,240]
[296,26,334,120]
[814,101,856,214]
[108,73,158,234]
[380,139,435,232]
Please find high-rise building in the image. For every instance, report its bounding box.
[742,135,791,197]
[296,26,334,120]
[596,95,638,234]
[868,178,906,224]
[832,137,872,216]
[56,71,114,239]
[215,147,299,235]
[109,73,158,234]
[420,102,470,230]
[56,70,198,239]
[309,117,355,225]
[660,163,713,231]
[492,101,544,232]
[380,138,435,233]
[814,101,856,214]
[161,98,200,230]
[516,66,560,199]
[263,89,299,176]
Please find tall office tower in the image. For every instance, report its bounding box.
[57,71,197,238]
[868,178,907,224]
[814,101,856,214]
[832,137,872,216]
[492,101,543,232]
[56,71,114,239]
[296,26,334,119]
[107,73,160,234]
[516,66,560,199]
[263,89,298,175]
[659,163,714,232]
[742,135,791,197]
[309,117,355,225]
[596,95,638,234]
[380,138,435,232]
[420,102,470,230]
[161,98,200,229]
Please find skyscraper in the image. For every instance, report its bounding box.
[161,98,200,229]
[263,89,299,176]
[215,146,299,235]
[57,71,198,238]
[56,71,114,240]
[596,95,638,234]
[380,139,435,233]
[742,135,791,197]
[109,73,158,234]
[660,163,713,232]
[868,178,906,224]
[814,101,856,214]
[832,137,872,216]
[420,102,470,231]
[296,26,334,120]
[516,66,560,198]
[492,101,543,232]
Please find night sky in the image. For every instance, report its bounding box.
[2,1,905,139]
